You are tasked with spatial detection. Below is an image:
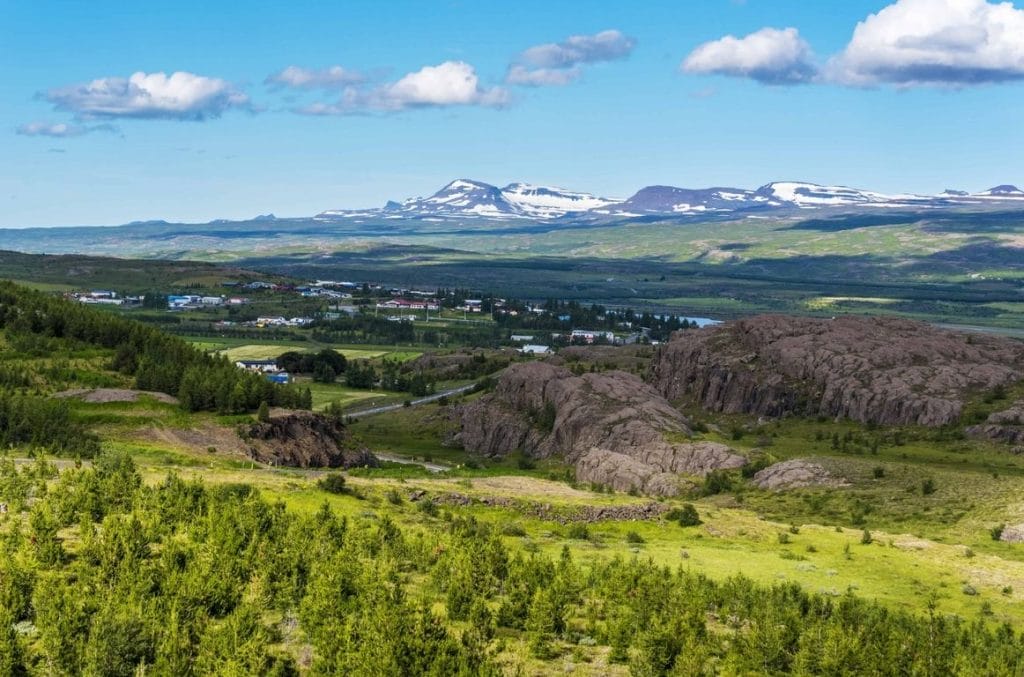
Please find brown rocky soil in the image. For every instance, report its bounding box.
[752,459,848,491]
[53,388,179,405]
[649,315,1024,427]
[967,400,1024,445]
[452,362,744,496]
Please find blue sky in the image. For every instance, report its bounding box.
[2,0,1023,227]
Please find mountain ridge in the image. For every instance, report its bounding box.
[317,179,1024,222]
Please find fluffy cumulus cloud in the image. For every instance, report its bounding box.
[681,27,817,84]
[44,71,251,120]
[828,0,1024,86]
[265,65,365,90]
[507,29,636,86]
[299,61,508,114]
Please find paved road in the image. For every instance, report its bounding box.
[345,383,477,419]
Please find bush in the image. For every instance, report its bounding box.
[701,470,733,496]
[777,532,790,545]
[625,531,645,545]
[566,523,590,540]
[385,489,403,505]
[872,466,885,479]
[673,503,702,527]
[921,479,936,496]
[991,524,1005,541]
[861,529,873,545]
[317,473,347,494]
[501,523,527,537]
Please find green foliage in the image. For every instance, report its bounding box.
[701,470,734,496]
[1,455,1021,676]
[257,400,270,422]
[0,281,305,415]
[667,503,702,527]
[317,473,347,494]
[921,478,937,495]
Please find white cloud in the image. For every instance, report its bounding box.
[265,65,365,89]
[16,121,116,137]
[681,27,817,84]
[44,71,251,120]
[299,61,508,114]
[505,65,583,86]
[829,0,1024,86]
[507,29,636,87]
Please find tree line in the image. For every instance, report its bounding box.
[0,282,306,415]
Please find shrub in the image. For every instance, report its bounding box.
[921,479,936,495]
[317,473,347,494]
[385,489,403,505]
[861,529,873,545]
[566,523,590,540]
[257,401,270,422]
[872,466,885,479]
[625,531,645,545]
[701,470,733,496]
[991,524,1006,541]
[675,503,702,527]
[777,532,790,545]
[501,523,527,537]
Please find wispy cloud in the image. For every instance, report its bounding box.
[506,29,636,87]
[681,27,817,85]
[265,65,365,90]
[43,71,251,120]
[298,61,509,114]
[16,121,117,137]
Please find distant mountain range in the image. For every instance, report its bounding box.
[317,179,1024,222]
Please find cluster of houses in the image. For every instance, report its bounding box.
[167,295,248,310]
[234,359,291,384]
[376,298,441,312]
[251,316,315,328]
[71,290,143,307]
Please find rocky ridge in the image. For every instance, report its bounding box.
[649,315,1024,427]
[453,362,743,495]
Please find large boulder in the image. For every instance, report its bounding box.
[244,411,377,468]
[649,315,1024,427]
[453,362,743,496]
[967,400,1024,445]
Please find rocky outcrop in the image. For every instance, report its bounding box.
[453,362,743,496]
[244,411,377,468]
[752,459,847,491]
[650,315,1024,427]
[999,523,1024,543]
[967,400,1024,445]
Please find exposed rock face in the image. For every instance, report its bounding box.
[244,411,376,468]
[967,400,1024,445]
[650,315,1024,427]
[752,459,847,491]
[999,523,1024,543]
[453,362,743,496]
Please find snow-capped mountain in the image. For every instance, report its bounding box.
[317,179,1024,222]
[501,182,619,218]
[976,185,1024,199]
[319,179,617,220]
[606,186,775,215]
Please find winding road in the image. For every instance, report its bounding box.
[344,382,478,419]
